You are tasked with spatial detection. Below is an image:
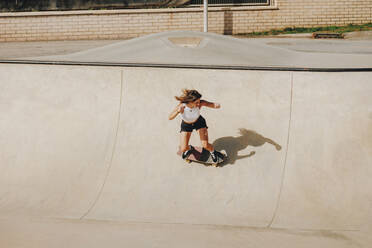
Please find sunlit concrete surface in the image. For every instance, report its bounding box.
[0,31,371,247]
[19,31,372,68]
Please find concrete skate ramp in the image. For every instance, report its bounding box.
[0,63,371,247]
[24,31,372,69]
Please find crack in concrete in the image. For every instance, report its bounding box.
[79,69,124,220]
[268,71,294,228]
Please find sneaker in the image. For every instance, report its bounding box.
[182,146,194,159]
[215,150,224,159]
[211,150,218,163]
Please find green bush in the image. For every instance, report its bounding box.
[238,23,372,37]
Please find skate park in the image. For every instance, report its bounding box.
[0,30,372,247]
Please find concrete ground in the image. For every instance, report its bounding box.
[0,31,371,60]
[0,31,371,248]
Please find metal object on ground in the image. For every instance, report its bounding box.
[312,32,344,39]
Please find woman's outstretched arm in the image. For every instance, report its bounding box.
[169,103,184,120]
[201,100,221,109]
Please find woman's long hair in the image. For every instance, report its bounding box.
[175,89,202,103]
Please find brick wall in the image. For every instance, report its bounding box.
[0,0,371,42]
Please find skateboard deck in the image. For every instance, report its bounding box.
[177,146,226,167]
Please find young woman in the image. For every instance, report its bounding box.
[169,89,222,162]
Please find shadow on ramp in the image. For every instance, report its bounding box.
[213,128,282,167]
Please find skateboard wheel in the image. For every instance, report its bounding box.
[186,159,191,163]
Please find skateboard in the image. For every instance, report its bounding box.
[177,146,226,167]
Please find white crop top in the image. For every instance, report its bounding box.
[181,103,200,123]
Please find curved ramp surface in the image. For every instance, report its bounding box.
[0,63,371,248]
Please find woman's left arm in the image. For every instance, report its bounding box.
[201,100,221,109]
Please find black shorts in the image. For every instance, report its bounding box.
[180,116,208,133]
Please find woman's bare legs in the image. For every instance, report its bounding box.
[198,128,214,152]
[180,131,192,153]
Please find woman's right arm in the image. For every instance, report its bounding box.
[169,104,183,120]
